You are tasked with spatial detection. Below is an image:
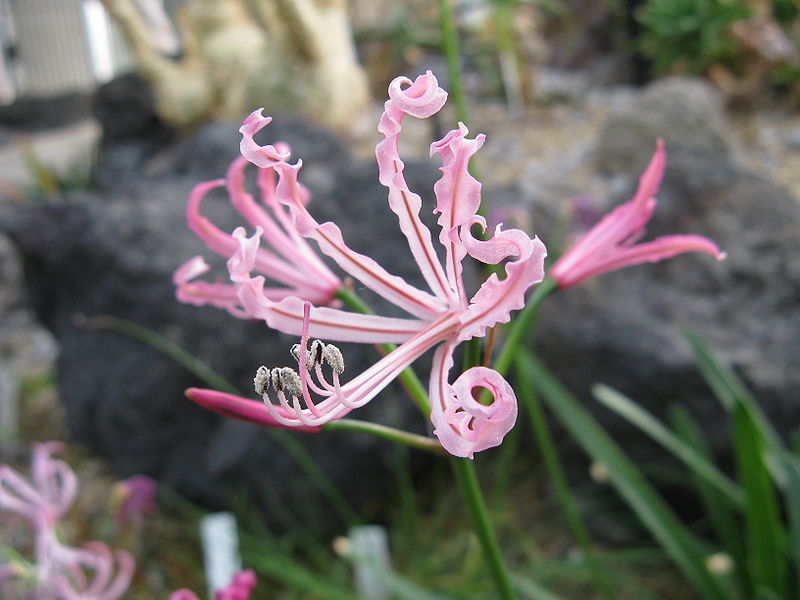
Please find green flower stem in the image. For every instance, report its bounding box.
[438,0,469,125]
[323,419,444,454]
[515,359,617,600]
[336,288,430,416]
[337,289,517,597]
[452,457,518,600]
[493,277,557,376]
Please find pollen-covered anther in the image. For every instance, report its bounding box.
[254,365,270,395]
[270,367,302,398]
[322,344,345,374]
[291,340,344,374]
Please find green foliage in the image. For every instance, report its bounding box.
[519,350,728,600]
[637,0,752,74]
[772,0,800,25]
[531,330,800,599]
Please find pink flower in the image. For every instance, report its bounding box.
[48,540,135,600]
[0,442,76,532]
[112,475,157,529]
[174,154,341,315]
[550,140,725,289]
[170,569,257,600]
[0,443,134,600]
[187,72,548,458]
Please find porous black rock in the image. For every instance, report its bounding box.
[1,118,442,513]
[91,73,176,187]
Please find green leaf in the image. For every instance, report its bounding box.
[669,405,749,594]
[684,329,787,486]
[518,350,727,600]
[592,383,743,507]
[519,369,617,600]
[345,549,454,600]
[782,453,800,596]
[241,543,355,600]
[734,403,787,597]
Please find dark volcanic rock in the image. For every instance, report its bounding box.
[531,77,800,456]
[91,73,176,187]
[0,119,440,512]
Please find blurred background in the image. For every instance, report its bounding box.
[0,1,798,598]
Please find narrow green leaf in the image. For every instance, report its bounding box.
[684,329,783,453]
[519,367,617,600]
[346,550,454,600]
[734,404,786,597]
[781,453,800,596]
[519,351,727,600]
[685,329,792,495]
[593,383,743,507]
[669,405,749,595]
[241,544,354,600]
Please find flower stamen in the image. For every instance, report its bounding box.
[254,304,350,426]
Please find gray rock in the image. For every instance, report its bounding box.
[1,119,440,513]
[594,76,734,177]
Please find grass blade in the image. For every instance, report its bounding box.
[518,364,617,600]
[733,403,786,597]
[519,350,727,600]
[345,548,453,600]
[240,539,354,600]
[669,405,749,594]
[782,453,800,598]
[684,329,783,457]
[592,383,743,507]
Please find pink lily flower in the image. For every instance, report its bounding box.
[47,540,135,600]
[170,568,257,600]
[0,442,76,532]
[550,140,725,289]
[0,443,134,600]
[188,72,548,458]
[174,152,342,315]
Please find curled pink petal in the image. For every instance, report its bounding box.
[376,73,454,303]
[387,71,447,119]
[429,346,517,458]
[170,590,200,600]
[239,109,291,167]
[173,256,210,286]
[176,147,340,314]
[430,123,487,303]
[459,230,547,341]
